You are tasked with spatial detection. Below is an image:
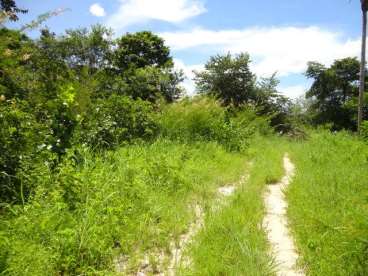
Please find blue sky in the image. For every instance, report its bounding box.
[10,0,362,98]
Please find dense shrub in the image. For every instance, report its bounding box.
[360,120,368,141]
[0,140,247,275]
[0,101,50,204]
[76,95,158,150]
[158,97,270,151]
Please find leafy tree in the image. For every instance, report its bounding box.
[0,28,34,99]
[31,29,72,97]
[194,53,256,107]
[159,68,185,103]
[194,53,293,131]
[255,75,292,132]
[59,25,114,73]
[112,31,182,102]
[113,31,172,71]
[0,23,185,204]
[120,66,183,103]
[1,29,87,160]
[0,0,27,22]
[305,57,367,130]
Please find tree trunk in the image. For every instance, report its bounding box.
[358,4,367,134]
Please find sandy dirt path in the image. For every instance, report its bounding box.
[165,172,249,275]
[166,204,204,276]
[116,166,250,275]
[263,154,304,276]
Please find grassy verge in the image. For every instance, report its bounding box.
[287,131,368,275]
[182,136,286,276]
[0,139,250,275]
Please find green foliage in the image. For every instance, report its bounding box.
[195,52,256,107]
[58,25,113,73]
[0,0,27,22]
[186,136,285,276]
[305,58,366,130]
[256,74,294,132]
[360,120,368,140]
[122,66,163,102]
[287,131,368,275]
[0,140,249,275]
[76,95,157,150]
[0,28,34,99]
[114,31,172,71]
[158,97,270,151]
[120,66,184,103]
[0,25,185,204]
[0,101,50,204]
[112,31,182,103]
[194,54,293,133]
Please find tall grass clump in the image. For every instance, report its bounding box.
[287,131,368,275]
[182,136,286,276]
[0,139,249,275]
[158,96,271,152]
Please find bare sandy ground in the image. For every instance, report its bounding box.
[263,154,304,276]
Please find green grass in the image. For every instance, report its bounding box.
[287,131,368,275]
[181,136,286,276]
[5,127,368,276]
[0,139,249,275]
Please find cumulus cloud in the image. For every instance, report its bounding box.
[175,58,311,99]
[89,3,106,17]
[174,59,203,95]
[164,26,361,98]
[278,84,310,99]
[106,0,206,31]
[162,26,360,78]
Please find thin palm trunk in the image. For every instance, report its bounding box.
[358,1,367,133]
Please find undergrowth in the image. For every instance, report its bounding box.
[0,139,248,275]
[287,131,368,275]
[182,136,286,276]
[158,97,271,152]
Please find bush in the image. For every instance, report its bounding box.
[76,95,158,150]
[0,139,248,275]
[0,101,51,204]
[158,96,270,151]
[360,120,368,141]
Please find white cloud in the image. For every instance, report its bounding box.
[89,3,106,17]
[161,26,360,78]
[174,58,203,96]
[174,59,311,99]
[278,84,310,99]
[106,0,206,31]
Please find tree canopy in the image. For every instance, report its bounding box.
[114,31,173,71]
[194,53,256,107]
[0,25,184,203]
[0,0,27,22]
[305,57,367,130]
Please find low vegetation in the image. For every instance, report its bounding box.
[287,131,368,275]
[184,136,286,275]
[0,139,250,274]
[1,1,368,275]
